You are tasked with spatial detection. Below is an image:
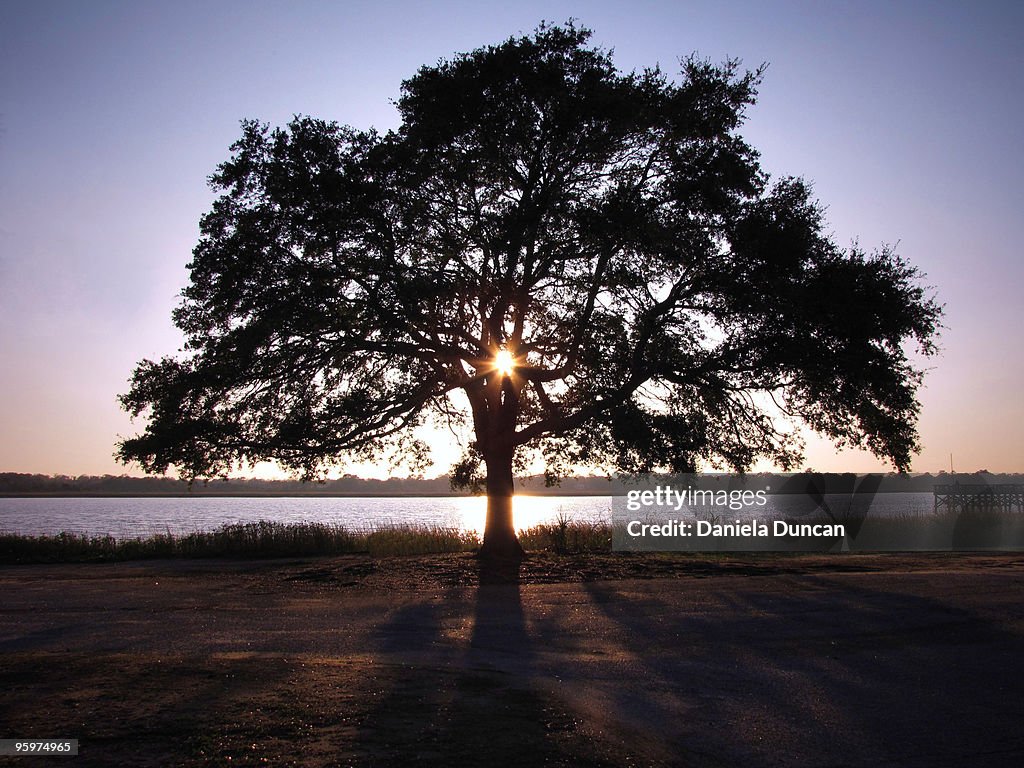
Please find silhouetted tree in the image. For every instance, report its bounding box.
[118,23,941,558]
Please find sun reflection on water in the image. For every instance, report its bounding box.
[456,495,610,534]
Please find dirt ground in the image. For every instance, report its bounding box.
[1,552,1022,767]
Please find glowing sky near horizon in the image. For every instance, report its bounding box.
[1,0,1022,477]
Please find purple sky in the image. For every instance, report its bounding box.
[1,0,1021,477]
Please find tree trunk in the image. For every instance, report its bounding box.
[478,447,525,560]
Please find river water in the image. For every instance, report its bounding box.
[0,493,936,538]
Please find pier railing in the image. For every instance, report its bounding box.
[933,484,1024,514]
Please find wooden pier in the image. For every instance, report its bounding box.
[934,484,1024,514]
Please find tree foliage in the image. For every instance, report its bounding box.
[119,22,941,500]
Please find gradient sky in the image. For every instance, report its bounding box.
[1,0,1022,477]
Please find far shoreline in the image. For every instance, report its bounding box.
[5,470,1021,499]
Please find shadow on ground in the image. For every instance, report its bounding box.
[0,554,1022,766]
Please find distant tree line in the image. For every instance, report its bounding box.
[1,471,1018,497]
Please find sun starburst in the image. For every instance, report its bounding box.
[493,349,515,377]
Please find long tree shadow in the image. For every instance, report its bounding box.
[353,557,612,767]
[569,573,1024,767]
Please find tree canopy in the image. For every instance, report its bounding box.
[118,23,941,556]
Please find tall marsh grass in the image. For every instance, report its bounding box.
[6,508,1013,563]
[0,521,480,564]
[519,514,613,553]
[0,517,618,563]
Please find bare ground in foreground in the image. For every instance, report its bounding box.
[1,552,1022,767]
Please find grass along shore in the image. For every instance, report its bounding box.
[1,507,1022,564]
[0,517,612,563]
